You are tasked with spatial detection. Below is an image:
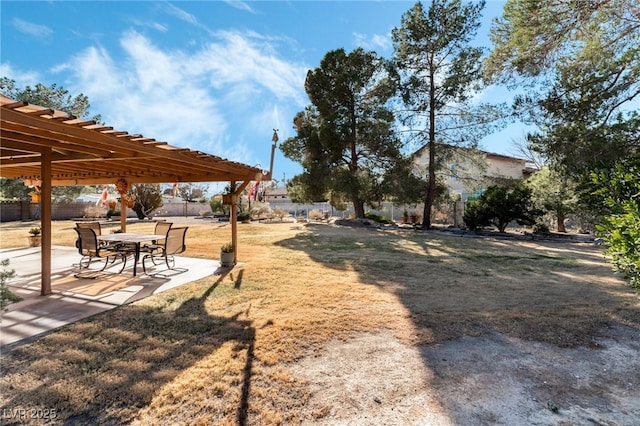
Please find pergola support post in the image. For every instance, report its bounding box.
[41,148,52,296]
[230,185,238,265]
[119,194,127,232]
[229,180,252,265]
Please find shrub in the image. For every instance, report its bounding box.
[84,205,105,219]
[251,203,272,219]
[237,211,251,222]
[463,184,542,232]
[309,209,324,221]
[274,207,288,221]
[131,184,163,219]
[220,242,234,253]
[533,221,550,233]
[589,155,640,292]
[106,209,120,219]
[365,212,393,224]
[1,259,21,312]
[598,201,640,292]
[462,200,489,231]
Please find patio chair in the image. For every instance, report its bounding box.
[76,221,114,248]
[139,221,173,262]
[76,221,103,247]
[76,221,102,235]
[74,227,127,273]
[153,221,173,243]
[142,227,188,275]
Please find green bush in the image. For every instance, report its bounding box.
[588,155,640,292]
[533,221,550,233]
[463,184,542,232]
[365,212,393,224]
[1,259,21,312]
[237,211,251,222]
[106,209,120,219]
[597,200,640,292]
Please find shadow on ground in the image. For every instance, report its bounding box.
[0,270,259,425]
[275,222,640,424]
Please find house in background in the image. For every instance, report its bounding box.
[412,144,539,202]
[264,186,292,205]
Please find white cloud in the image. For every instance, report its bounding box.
[163,2,199,26]
[161,2,215,36]
[224,1,257,14]
[353,32,391,51]
[130,18,168,33]
[0,63,40,88]
[194,30,308,104]
[12,18,53,39]
[57,29,308,166]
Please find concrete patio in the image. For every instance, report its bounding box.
[0,245,234,348]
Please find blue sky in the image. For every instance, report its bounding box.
[1,0,532,190]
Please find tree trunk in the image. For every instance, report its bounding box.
[353,198,365,219]
[557,214,567,232]
[422,164,436,229]
[421,67,437,230]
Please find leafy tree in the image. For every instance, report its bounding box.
[0,78,103,196]
[283,152,329,204]
[589,155,640,292]
[485,0,640,175]
[0,77,102,122]
[0,178,30,200]
[281,48,411,218]
[131,184,163,219]
[392,0,508,229]
[52,186,87,204]
[463,183,542,232]
[176,183,208,202]
[209,194,229,216]
[527,167,578,232]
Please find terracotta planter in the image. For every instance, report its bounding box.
[28,235,41,247]
[108,201,117,210]
[127,200,135,208]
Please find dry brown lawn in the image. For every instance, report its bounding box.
[0,219,638,425]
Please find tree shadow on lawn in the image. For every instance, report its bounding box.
[0,270,258,425]
[276,223,640,423]
[276,223,640,347]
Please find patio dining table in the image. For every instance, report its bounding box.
[97,233,166,276]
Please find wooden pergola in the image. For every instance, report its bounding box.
[0,94,273,295]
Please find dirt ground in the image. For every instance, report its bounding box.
[1,220,639,425]
[288,223,640,425]
[291,326,640,425]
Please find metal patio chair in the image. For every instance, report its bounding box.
[142,227,188,275]
[74,227,127,273]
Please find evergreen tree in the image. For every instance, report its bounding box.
[392,0,507,228]
[281,48,413,218]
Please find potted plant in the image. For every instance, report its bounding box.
[107,199,117,210]
[28,226,42,247]
[237,211,251,223]
[220,242,235,267]
[126,194,136,208]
